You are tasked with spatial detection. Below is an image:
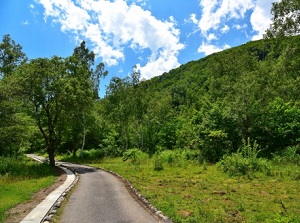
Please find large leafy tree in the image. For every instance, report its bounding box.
[14,57,67,165]
[11,41,107,166]
[61,41,107,156]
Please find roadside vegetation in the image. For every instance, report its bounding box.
[1,1,300,222]
[61,147,300,223]
[0,156,56,222]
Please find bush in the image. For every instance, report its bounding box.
[217,138,271,176]
[199,130,230,163]
[156,149,198,167]
[79,148,105,159]
[153,154,164,171]
[272,146,300,165]
[122,148,149,164]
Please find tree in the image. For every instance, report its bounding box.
[13,57,68,166]
[265,0,300,38]
[0,34,27,78]
[10,41,107,165]
[0,35,29,156]
[62,41,104,156]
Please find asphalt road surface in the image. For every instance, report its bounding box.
[61,163,159,223]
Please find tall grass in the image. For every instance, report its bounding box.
[0,156,56,222]
[0,156,55,178]
[217,139,271,177]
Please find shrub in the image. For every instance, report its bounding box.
[122,148,148,164]
[272,146,300,165]
[156,149,198,167]
[78,149,105,159]
[153,154,164,171]
[217,138,271,176]
[199,130,230,163]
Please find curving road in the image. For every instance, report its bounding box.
[60,163,159,223]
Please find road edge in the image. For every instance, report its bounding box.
[22,155,79,223]
[96,166,173,223]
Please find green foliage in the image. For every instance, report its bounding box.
[2,33,300,165]
[273,146,300,165]
[122,148,149,164]
[265,0,300,38]
[199,130,230,163]
[218,139,271,176]
[0,156,55,178]
[153,154,164,171]
[157,149,198,167]
[78,149,105,160]
[0,34,27,78]
[0,36,107,165]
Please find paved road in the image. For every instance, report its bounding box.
[61,163,159,223]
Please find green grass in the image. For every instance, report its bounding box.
[75,157,300,223]
[0,157,56,222]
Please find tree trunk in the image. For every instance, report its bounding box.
[47,147,56,167]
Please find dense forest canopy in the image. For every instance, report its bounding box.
[0,0,300,163]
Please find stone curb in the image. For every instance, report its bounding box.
[41,165,79,223]
[22,155,79,223]
[24,155,172,223]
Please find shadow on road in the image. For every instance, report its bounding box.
[60,164,97,175]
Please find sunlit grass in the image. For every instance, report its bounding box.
[0,157,56,222]
[87,157,300,223]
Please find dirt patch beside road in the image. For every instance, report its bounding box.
[4,167,67,223]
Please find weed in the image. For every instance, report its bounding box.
[217,138,271,176]
[122,148,149,164]
[153,154,164,171]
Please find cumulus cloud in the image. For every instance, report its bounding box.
[36,0,184,79]
[221,25,229,33]
[250,0,278,40]
[198,42,230,56]
[194,0,278,56]
[199,0,254,36]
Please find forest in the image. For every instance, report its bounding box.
[0,0,300,165]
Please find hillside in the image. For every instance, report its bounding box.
[97,36,300,161]
[0,34,299,162]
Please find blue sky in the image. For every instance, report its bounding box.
[0,0,278,96]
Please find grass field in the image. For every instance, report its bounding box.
[0,157,56,222]
[61,149,300,223]
[91,159,299,223]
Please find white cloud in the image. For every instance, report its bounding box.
[188,13,198,24]
[221,25,229,33]
[194,0,278,57]
[198,42,230,56]
[207,33,217,41]
[36,0,184,79]
[22,20,30,26]
[250,0,279,40]
[198,0,254,36]
[234,24,248,30]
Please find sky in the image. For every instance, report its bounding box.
[0,0,278,96]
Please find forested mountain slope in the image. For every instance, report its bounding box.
[98,36,300,162]
[0,35,299,163]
